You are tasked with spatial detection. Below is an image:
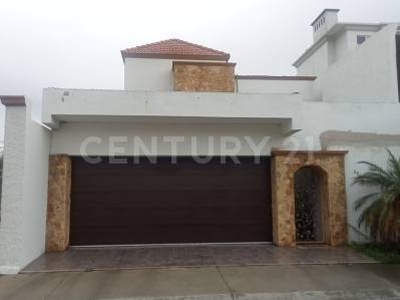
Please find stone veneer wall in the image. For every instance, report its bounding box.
[173,61,236,92]
[271,151,348,247]
[46,155,71,252]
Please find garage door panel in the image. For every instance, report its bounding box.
[70,225,270,245]
[71,207,268,226]
[70,190,268,208]
[72,173,266,191]
[73,157,264,169]
[73,180,265,191]
[70,156,272,245]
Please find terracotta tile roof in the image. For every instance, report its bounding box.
[121,39,230,61]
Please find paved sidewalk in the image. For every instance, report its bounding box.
[23,245,375,273]
[1,264,400,300]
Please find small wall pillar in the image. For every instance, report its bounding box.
[46,155,71,252]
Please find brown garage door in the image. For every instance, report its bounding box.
[70,156,272,245]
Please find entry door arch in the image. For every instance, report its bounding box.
[294,166,329,243]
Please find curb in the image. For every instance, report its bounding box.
[104,289,400,300]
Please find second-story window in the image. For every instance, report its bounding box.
[357,35,371,45]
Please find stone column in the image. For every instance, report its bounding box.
[326,155,348,246]
[46,155,71,252]
[271,155,296,246]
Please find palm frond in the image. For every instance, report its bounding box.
[352,160,393,188]
[353,192,380,211]
[357,198,384,241]
[387,149,400,180]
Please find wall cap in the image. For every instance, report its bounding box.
[172,61,236,71]
[236,75,316,81]
[0,95,26,107]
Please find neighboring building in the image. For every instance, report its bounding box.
[1,9,400,274]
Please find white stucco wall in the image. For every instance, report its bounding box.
[236,79,314,100]
[346,30,375,52]
[296,42,330,76]
[0,101,50,274]
[321,24,399,103]
[299,102,400,138]
[42,88,303,134]
[48,101,400,151]
[333,31,348,63]
[123,58,225,91]
[21,120,50,268]
[50,123,284,157]
[333,29,378,64]
[124,58,174,91]
[0,105,26,274]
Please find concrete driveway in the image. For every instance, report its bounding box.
[1,264,400,300]
[22,245,375,273]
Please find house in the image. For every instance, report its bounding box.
[0,9,400,274]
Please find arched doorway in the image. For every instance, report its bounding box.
[294,166,328,243]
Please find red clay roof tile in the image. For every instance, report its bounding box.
[121,39,230,61]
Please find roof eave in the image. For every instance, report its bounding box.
[120,52,230,62]
[293,36,328,68]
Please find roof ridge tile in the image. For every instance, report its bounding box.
[121,39,230,61]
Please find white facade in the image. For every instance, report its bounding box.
[124,58,222,91]
[319,24,398,103]
[42,88,303,134]
[1,9,400,274]
[0,100,50,274]
[124,58,175,91]
[236,77,314,100]
[295,24,384,77]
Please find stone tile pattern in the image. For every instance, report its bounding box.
[46,155,71,252]
[22,245,375,273]
[271,151,348,247]
[173,62,235,92]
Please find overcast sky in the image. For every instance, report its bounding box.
[1,0,400,138]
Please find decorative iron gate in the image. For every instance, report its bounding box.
[294,167,323,242]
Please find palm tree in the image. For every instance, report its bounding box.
[352,149,400,244]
